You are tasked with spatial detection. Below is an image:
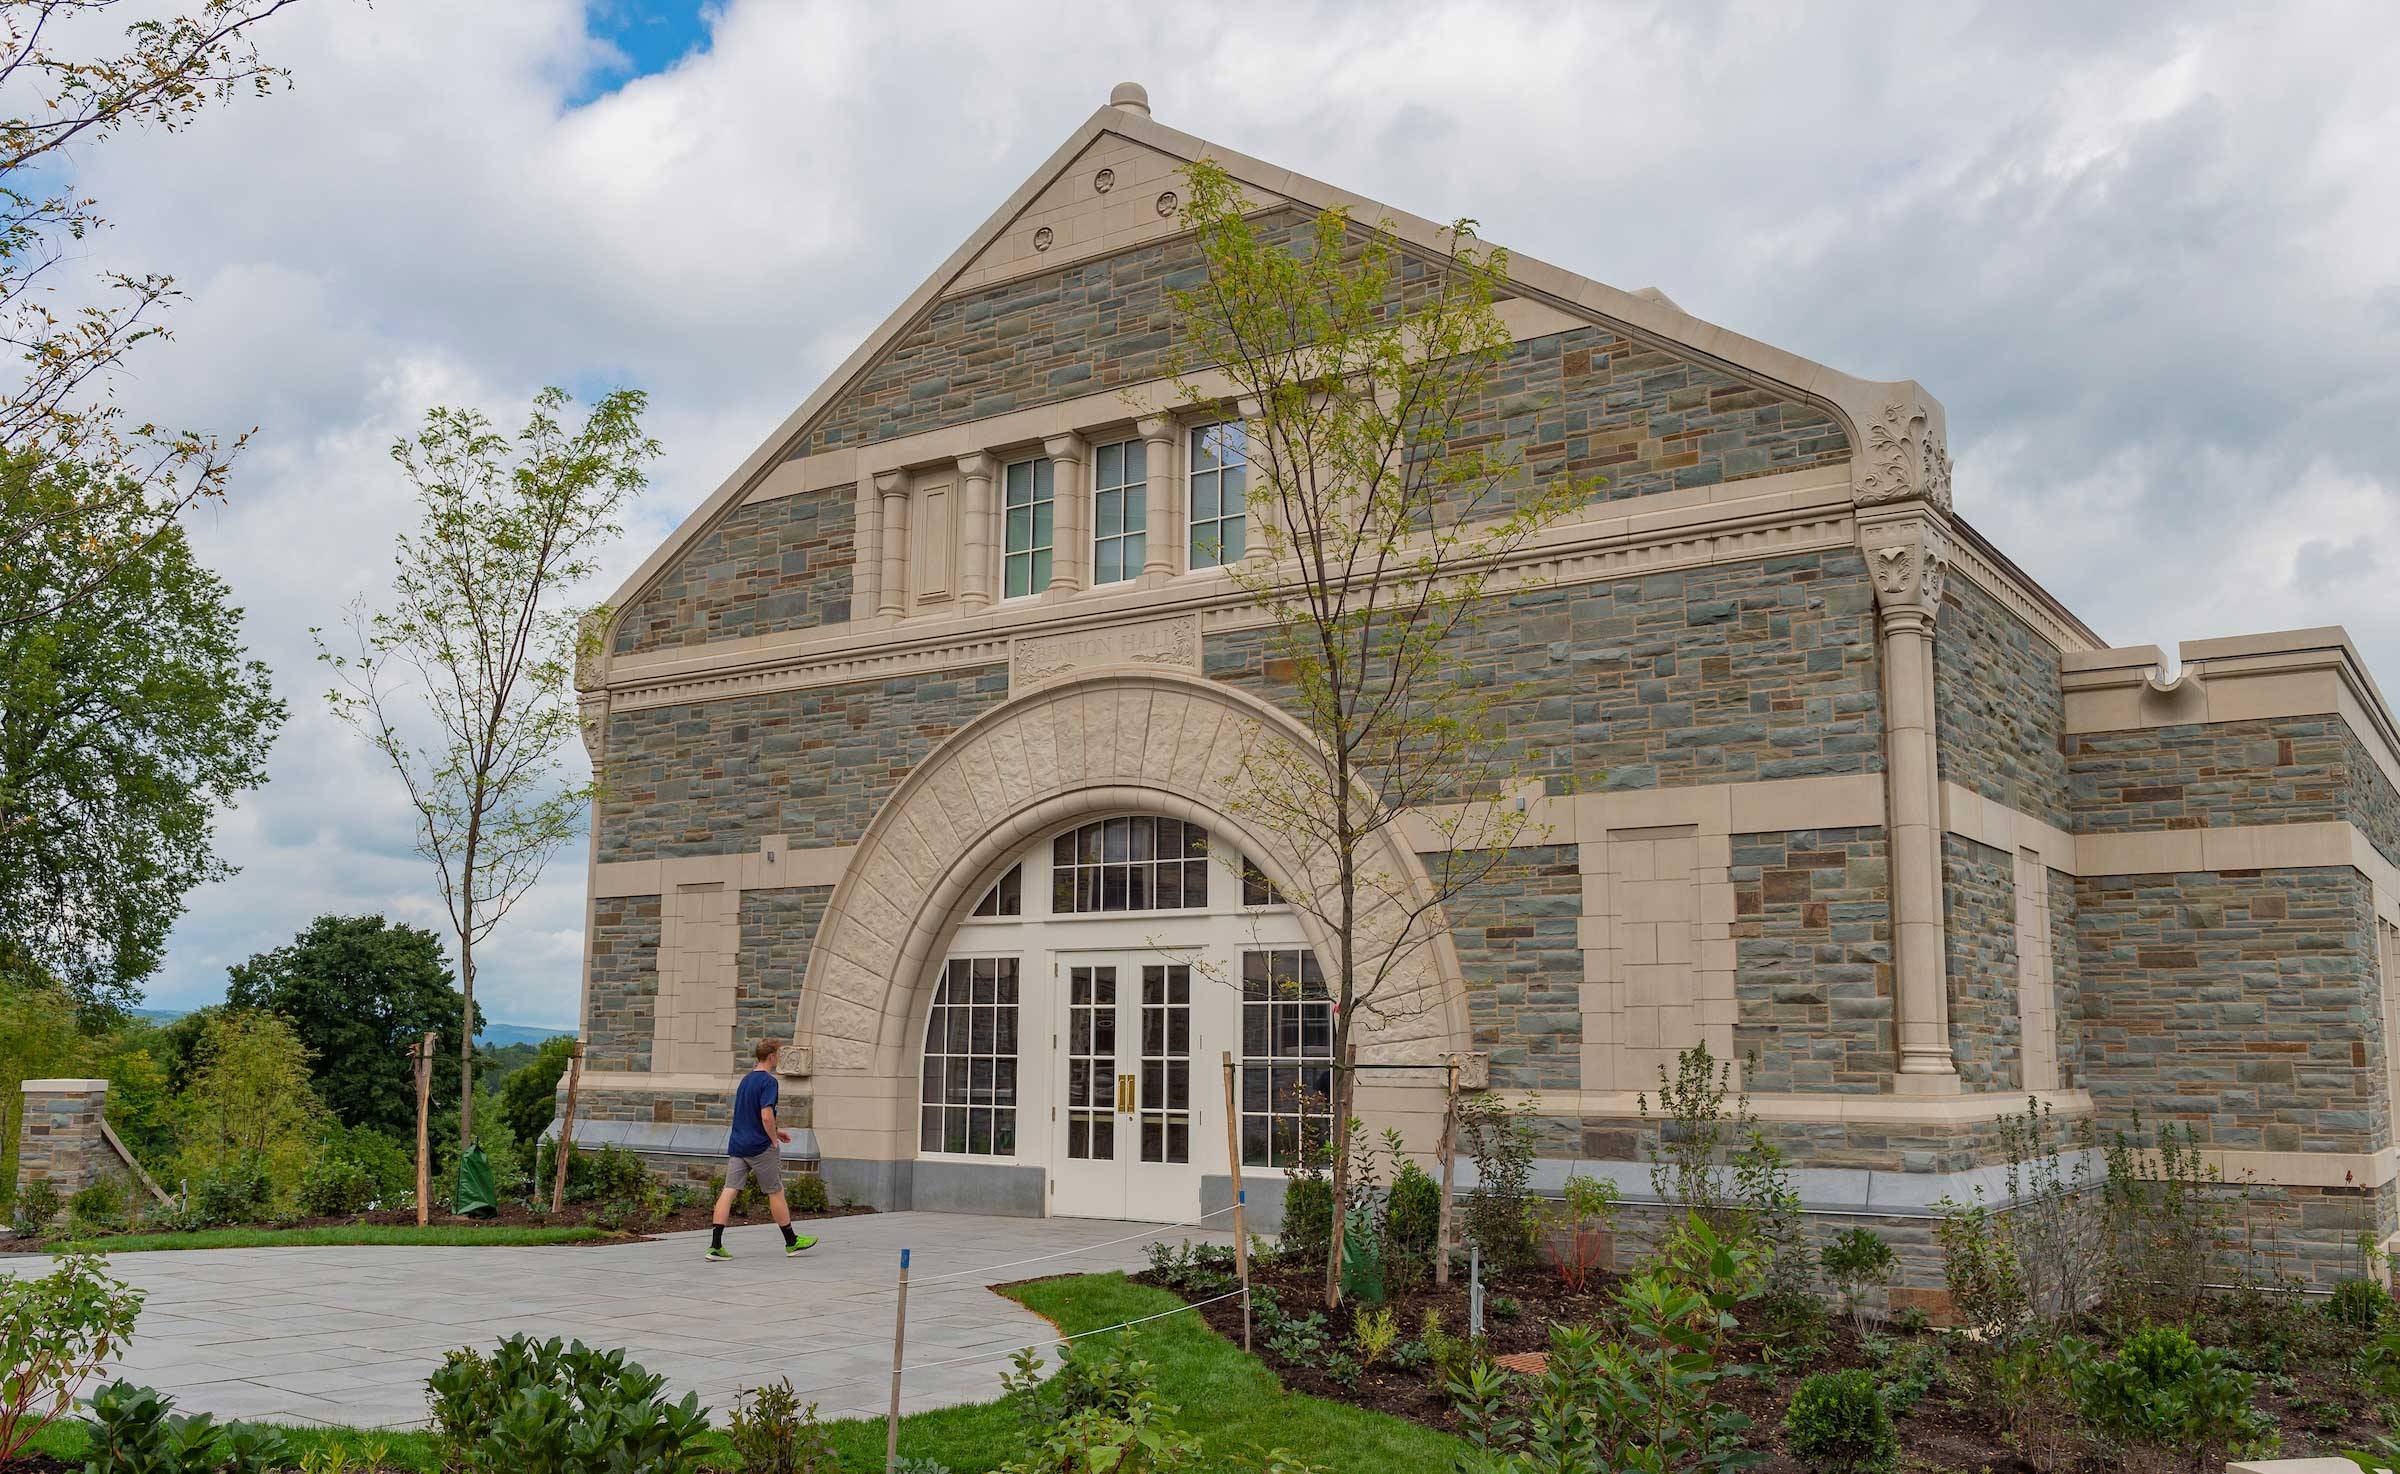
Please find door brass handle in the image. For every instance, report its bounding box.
[1116,1073,1135,1114]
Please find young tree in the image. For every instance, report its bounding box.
[0,0,301,631]
[169,1007,324,1196]
[225,913,480,1138]
[319,388,656,1146]
[0,451,285,1016]
[1168,161,1597,1306]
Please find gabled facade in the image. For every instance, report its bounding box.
[569,83,2398,1288]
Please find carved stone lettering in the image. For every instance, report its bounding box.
[1011,615,1200,689]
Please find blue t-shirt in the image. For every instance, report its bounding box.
[728,1068,779,1159]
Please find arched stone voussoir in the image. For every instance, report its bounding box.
[789,668,1477,1072]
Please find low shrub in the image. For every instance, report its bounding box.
[788,1171,830,1215]
[726,1376,836,1474]
[296,1154,379,1218]
[189,1154,276,1227]
[11,1178,62,1237]
[1821,1227,1895,1336]
[0,1253,147,1464]
[82,1379,293,1474]
[1352,1306,1397,1365]
[1784,1368,1898,1474]
[1281,1175,1333,1267]
[1143,1239,1237,1297]
[68,1175,131,1233]
[424,1333,709,1473]
[1547,1171,1620,1292]
[2068,1325,2269,1472]
[1382,1159,1442,1286]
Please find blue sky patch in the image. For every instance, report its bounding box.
[574,0,714,103]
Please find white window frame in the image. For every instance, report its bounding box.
[1002,455,1054,599]
[1187,422,1248,569]
[1091,437,1147,586]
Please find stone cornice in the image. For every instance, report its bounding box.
[601,469,1858,714]
[1945,516,2103,654]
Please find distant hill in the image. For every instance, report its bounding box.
[129,1005,571,1048]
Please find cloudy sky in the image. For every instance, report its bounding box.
[73,0,2400,1028]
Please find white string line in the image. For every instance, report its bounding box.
[907,1203,1241,1285]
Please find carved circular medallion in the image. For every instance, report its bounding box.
[1155,189,1178,218]
[1093,167,1115,194]
[1032,226,1055,252]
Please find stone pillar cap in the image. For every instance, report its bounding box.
[1109,82,1150,116]
[21,1078,108,1092]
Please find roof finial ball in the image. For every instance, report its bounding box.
[1109,82,1150,116]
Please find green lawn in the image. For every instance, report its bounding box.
[29,1273,1462,1473]
[50,1223,618,1253]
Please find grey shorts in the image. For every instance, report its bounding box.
[725,1148,784,1195]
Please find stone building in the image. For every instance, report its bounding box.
[567,84,2398,1280]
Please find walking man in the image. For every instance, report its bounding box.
[709,1037,816,1260]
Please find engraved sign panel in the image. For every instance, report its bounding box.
[1011,614,1200,689]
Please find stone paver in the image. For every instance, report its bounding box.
[80,1212,1231,1428]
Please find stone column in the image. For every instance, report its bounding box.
[1137,415,1178,580]
[15,1078,110,1200]
[1860,511,1959,1092]
[874,469,910,618]
[1044,433,1087,595]
[956,452,997,609]
[853,484,882,618]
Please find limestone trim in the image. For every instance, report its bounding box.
[1401,772,1888,853]
[590,840,852,899]
[2062,627,2400,802]
[600,467,1856,715]
[575,1070,748,1093]
[1501,1087,2096,1126]
[789,669,1474,1082]
[596,90,1935,666]
[1946,515,2102,653]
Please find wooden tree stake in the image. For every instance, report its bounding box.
[886,1247,912,1472]
[1436,1054,1459,1289]
[1221,1051,1252,1352]
[549,1040,584,1214]
[414,1031,435,1228]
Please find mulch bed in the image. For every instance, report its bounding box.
[1149,1256,2391,1473]
[0,1198,875,1253]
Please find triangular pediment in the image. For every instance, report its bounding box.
[947,133,1283,296]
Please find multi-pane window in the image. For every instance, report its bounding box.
[1003,457,1054,598]
[972,864,1022,917]
[1051,816,1209,914]
[919,956,1020,1155]
[1092,439,1147,585]
[1239,948,1332,1167]
[1239,856,1285,907]
[1188,423,1248,568]
[1139,963,1193,1164]
[1065,962,1118,1161]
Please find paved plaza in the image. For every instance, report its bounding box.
[90,1211,1232,1429]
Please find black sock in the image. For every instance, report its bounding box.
[711,1224,725,1250]
[780,1224,797,1247]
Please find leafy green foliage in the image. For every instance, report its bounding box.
[11,1177,61,1236]
[79,1379,293,1474]
[1931,1189,2027,1341]
[1984,1336,2082,1473]
[0,1253,146,1463]
[1281,1175,1334,1268]
[998,1331,1199,1474]
[168,1009,325,1211]
[1458,1092,1539,1274]
[2329,1277,2390,1333]
[1782,1369,1897,1474]
[185,1154,273,1228]
[225,913,477,1136]
[786,1171,830,1215]
[294,1153,378,1218]
[1352,1306,1397,1365]
[0,452,284,1016]
[1819,1229,1894,1337]
[2067,1326,2269,1471]
[499,1035,576,1146]
[422,1333,708,1474]
[1143,1239,1238,1298]
[726,1378,836,1474]
[1382,1158,1443,1288]
[320,386,657,1148]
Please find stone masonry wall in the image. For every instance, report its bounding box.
[1935,573,2070,830]
[738,887,829,1064]
[14,1083,111,1198]
[614,484,856,656]
[1442,327,1848,520]
[1942,835,2021,1093]
[598,663,1011,863]
[2047,866,2082,1089]
[2075,865,2385,1154]
[1731,827,1893,1094]
[1206,551,1882,801]
[2344,725,2400,868]
[586,896,661,1073]
[2068,717,2361,842]
[1439,846,1582,1092]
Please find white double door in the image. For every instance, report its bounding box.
[1049,950,1220,1222]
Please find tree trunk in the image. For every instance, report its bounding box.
[1321,1022,1354,1310]
[457,946,475,1149]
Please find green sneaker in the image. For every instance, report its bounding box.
[786,1236,817,1257]
[707,1245,731,1262]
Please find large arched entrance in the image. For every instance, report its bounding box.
[792,668,1474,1219]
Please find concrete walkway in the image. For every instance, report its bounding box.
[87,1211,1233,1429]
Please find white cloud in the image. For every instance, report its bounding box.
[64,0,2400,1024]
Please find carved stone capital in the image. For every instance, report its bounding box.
[573,609,610,693]
[1041,432,1085,465]
[1858,515,1951,620]
[872,468,907,504]
[577,694,609,764]
[953,451,996,480]
[1851,394,1953,513]
[1135,414,1175,444]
